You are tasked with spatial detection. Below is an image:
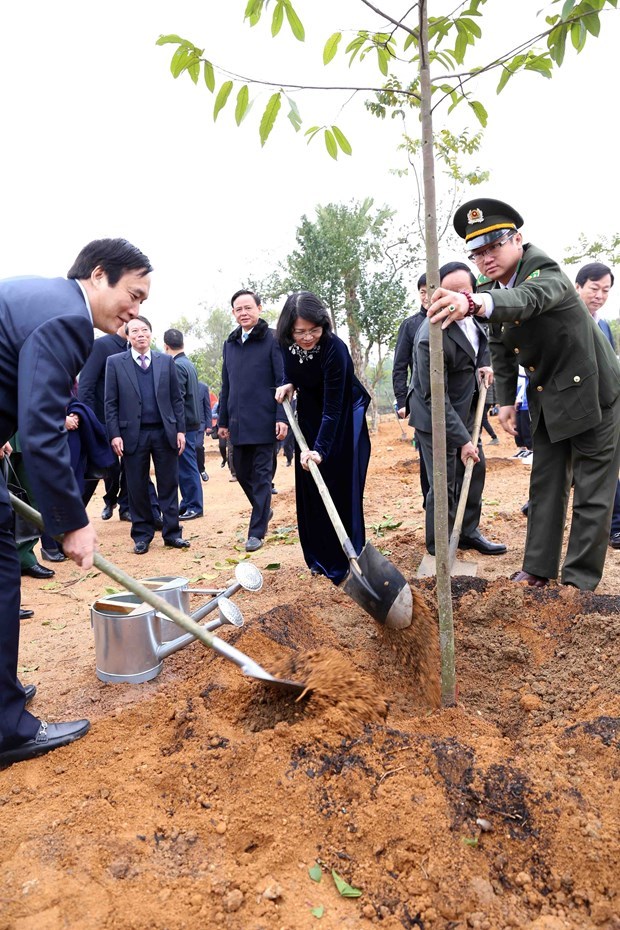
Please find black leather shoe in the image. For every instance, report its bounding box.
[20,608,34,620]
[200,471,209,482]
[134,541,150,555]
[458,532,507,555]
[24,684,36,704]
[0,719,90,766]
[101,504,115,520]
[610,532,620,550]
[21,562,55,579]
[41,547,68,563]
[178,510,202,520]
[164,538,191,549]
[119,511,132,522]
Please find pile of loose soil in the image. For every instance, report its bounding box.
[1,423,619,930]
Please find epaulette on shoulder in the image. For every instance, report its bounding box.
[526,269,540,280]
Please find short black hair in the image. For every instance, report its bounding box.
[575,262,614,288]
[163,328,184,350]
[276,290,332,347]
[439,261,477,290]
[125,315,152,336]
[417,272,427,289]
[231,289,261,308]
[67,238,152,286]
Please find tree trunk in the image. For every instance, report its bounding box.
[419,0,456,706]
[344,282,366,384]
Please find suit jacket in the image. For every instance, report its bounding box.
[392,308,427,410]
[218,318,286,446]
[104,350,185,454]
[77,332,127,424]
[0,276,93,535]
[481,243,620,442]
[198,381,212,432]
[597,317,616,351]
[408,316,490,448]
[172,352,201,431]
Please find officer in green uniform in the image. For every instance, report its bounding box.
[427,197,620,590]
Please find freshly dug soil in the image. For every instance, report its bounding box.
[2,421,619,930]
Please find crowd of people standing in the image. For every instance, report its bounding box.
[2,196,619,768]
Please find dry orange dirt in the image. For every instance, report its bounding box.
[2,420,619,930]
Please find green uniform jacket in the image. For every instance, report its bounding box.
[481,242,620,442]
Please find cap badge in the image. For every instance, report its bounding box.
[467,208,484,225]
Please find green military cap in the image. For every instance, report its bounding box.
[454,198,524,251]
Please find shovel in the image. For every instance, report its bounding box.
[417,380,488,578]
[282,398,413,629]
[10,493,307,696]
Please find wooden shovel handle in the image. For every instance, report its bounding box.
[448,379,488,566]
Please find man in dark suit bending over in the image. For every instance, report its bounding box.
[0,238,152,766]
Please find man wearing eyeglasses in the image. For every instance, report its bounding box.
[427,197,620,591]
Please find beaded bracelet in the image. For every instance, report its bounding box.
[463,291,482,317]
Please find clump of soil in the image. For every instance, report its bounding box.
[269,648,389,727]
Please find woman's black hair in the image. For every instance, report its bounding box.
[276,290,332,347]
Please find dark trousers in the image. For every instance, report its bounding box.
[481,405,497,440]
[611,480,620,536]
[516,405,532,450]
[103,456,128,511]
[416,429,486,551]
[178,429,203,514]
[524,401,620,588]
[196,430,207,474]
[123,428,181,544]
[0,492,39,751]
[233,442,275,540]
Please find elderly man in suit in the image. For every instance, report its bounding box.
[0,238,152,766]
[409,261,506,557]
[105,316,189,555]
[429,198,620,590]
[218,289,288,552]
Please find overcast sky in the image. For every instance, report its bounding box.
[1,1,618,334]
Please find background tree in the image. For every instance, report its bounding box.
[564,232,620,266]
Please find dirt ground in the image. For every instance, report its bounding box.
[2,420,619,930]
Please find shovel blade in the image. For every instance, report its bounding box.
[343,542,413,630]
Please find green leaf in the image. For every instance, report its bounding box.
[570,19,586,50]
[213,80,233,121]
[308,864,322,882]
[104,586,120,595]
[271,1,284,37]
[170,45,191,78]
[156,34,186,46]
[310,906,324,918]
[324,128,338,160]
[323,32,341,65]
[376,46,389,76]
[265,562,281,570]
[468,99,488,128]
[259,92,282,146]
[331,125,352,156]
[304,125,321,144]
[204,60,215,92]
[331,869,362,897]
[582,11,600,37]
[561,0,576,19]
[462,836,479,847]
[187,59,200,84]
[284,2,305,41]
[235,85,250,125]
[287,96,302,131]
